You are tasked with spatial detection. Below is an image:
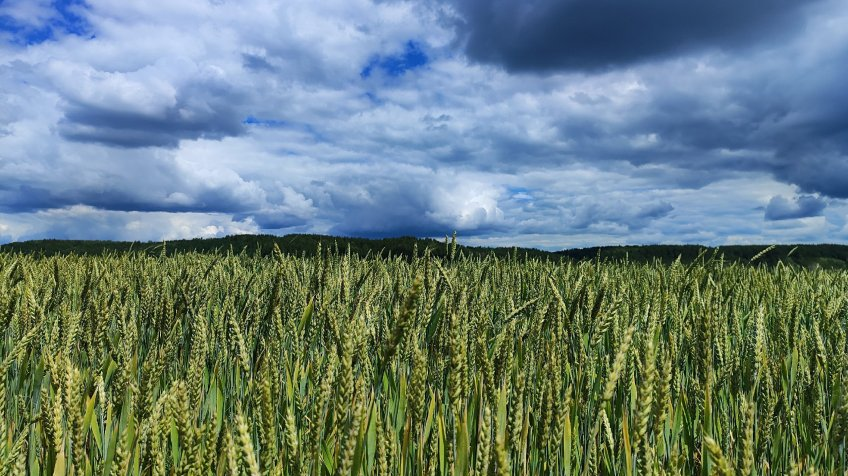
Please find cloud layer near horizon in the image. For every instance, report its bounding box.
[0,0,846,248]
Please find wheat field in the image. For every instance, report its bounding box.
[0,244,846,475]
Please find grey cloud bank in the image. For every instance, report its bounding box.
[454,0,814,72]
[765,195,827,221]
[0,0,846,248]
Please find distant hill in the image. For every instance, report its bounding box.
[0,234,552,261]
[1,234,847,268]
[557,244,848,269]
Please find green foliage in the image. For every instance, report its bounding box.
[0,234,552,261]
[4,234,848,269]
[0,245,846,474]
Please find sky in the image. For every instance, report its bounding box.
[0,0,847,249]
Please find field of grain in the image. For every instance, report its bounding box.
[0,245,846,475]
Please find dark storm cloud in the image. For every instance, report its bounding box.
[0,181,253,214]
[763,60,848,197]
[326,178,452,238]
[773,152,848,199]
[566,199,673,231]
[246,213,308,230]
[0,184,59,213]
[242,53,276,72]
[443,0,848,203]
[764,195,826,220]
[452,0,817,72]
[322,174,503,238]
[58,80,246,148]
[0,151,265,216]
[519,32,848,200]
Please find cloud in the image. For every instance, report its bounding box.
[2,0,848,247]
[575,200,674,230]
[764,195,826,220]
[46,59,246,148]
[0,221,10,243]
[244,185,317,229]
[321,169,505,238]
[774,153,848,199]
[241,53,276,72]
[451,0,818,72]
[499,180,675,236]
[0,205,259,243]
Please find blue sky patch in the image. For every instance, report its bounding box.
[243,116,288,128]
[0,0,91,45]
[361,40,428,78]
[244,116,326,142]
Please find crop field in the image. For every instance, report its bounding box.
[0,246,846,475]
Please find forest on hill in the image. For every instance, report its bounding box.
[2,234,847,268]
